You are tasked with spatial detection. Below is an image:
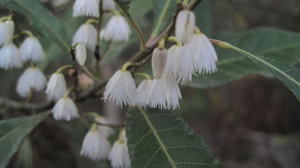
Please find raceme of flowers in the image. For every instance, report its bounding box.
[0,0,219,167]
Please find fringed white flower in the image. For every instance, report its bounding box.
[147,78,167,109]
[20,36,45,63]
[192,31,218,74]
[135,79,152,107]
[72,23,97,51]
[73,0,99,17]
[75,43,87,65]
[175,10,195,44]
[16,67,47,98]
[0,20,14,45]
[80,124,111,160]
[95,116,114,137]
[166,44,194,84]
[109,129,131,168]
[163,75,182,110]
[52,95,79,121]
[103,15,131,42]
[103,70,136,107]
[0,43,22,69]
[102,0,115,10]
[45,72,67,101]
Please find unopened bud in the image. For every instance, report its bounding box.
[75,43,87,66]
[151,48,168,79]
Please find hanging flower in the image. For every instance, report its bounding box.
[95,116,114,137]
[103,70,136,107]
[0,43,22,69]
[45,72,67,101]
[103,15,131,42]
[16,67,47,98]
[20,36,45,63]
[75,43,87,66]
[52,95,79,121]
[109,129,131,168]
[72,23,97,51]
[135,79,152,107]
[166,44,194,84]
[102,0,115,10]
[191,30,218,74]
[73,0,99,17]
[0,20,14,45]
[80,124,111,160]
[175,10,195,44]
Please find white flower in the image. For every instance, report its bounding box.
[16,67,47,98]
[20,36,45,63]
[72,23,97,51]
[175,10,195,44]
[103,15,131,42]
[52,96,79,121]
[95,116,114,137]
[0,20,14,45]
[0,43,22,69]
[75,43,87,65]
[45,72,67,101]
[192,33,218,74]
[102,0,115,10]
[135,79,152,107]
[109,130,131,168]
[163,75,182,110]
[73,0,99,17]
[166,44,194,84]
[80,124,111,160]
[103,70,136,107]
[151,48,168,79]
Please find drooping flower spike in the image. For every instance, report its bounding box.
[72,21,97,51]
[109,128,131,168]
[16,67,47,98]
[51,88,79,121]
[80,123,111,160]
[103,62,137,107]
[20,31,46,63]
[102,11,131,42]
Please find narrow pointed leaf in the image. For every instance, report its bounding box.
[0,112,49,168]
[0,0,69,51]
[190,28,300,88]
[126,108,221,168]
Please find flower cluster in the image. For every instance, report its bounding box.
[103,6,218,110]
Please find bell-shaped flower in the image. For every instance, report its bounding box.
[95,116,114,137]
[80,124,111,160]
[109,129,131,168]
[175,10,195,44]
[52,95,79,121]
[72,23,97,51]
[103,15,131,42]
[75,43,87,66]
[73,0,99,17]
[16,67,47,98]
[45,72,67,101]
[166,44,194,84]
[0,43,22,69]
[0,20,14,45]
[192,32,218,74]
[103,70,136,107]
[20,36,45,63]
[135,79,152,107]
[102,0,115,10]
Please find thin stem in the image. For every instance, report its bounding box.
[56,65,73,73]
[151,0,173,38]
[121,62,139,72]
[21,30,34,37]
[168,36,182,46]
[86,19,99,24]
[183,0,190,7]
[64,87,75,97]
[115,0,146,51]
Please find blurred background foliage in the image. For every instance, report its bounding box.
[1,0,300,168]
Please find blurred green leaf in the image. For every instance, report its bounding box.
[0,0,69,52]
[16,138,33,168]
[190,28,300,88]
[126,108,221,168]
[0,112,49,168]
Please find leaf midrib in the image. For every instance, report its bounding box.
[12,0,70,52]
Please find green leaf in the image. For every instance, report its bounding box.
[0,0,69,52]
[16,138,33,168]
[189,28,300,88]
[228,44,300,101]
[126,108,221,168]
[0,112,49,168]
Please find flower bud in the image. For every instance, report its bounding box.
[175,10,195,44]
[45,72,67,101]
[151,48,168,79]
[0,20,14,45]
[75,43,87,66]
